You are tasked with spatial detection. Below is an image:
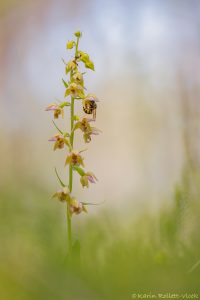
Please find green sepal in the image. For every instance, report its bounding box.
[73,115,80,121]
[73,165,85,176]
[52,120,63,134]
[64,139,72,150]
[63,132,70,137]
[73,122,81,131]
[62,78,68,88]
[77,90,85,98]
[54,167,66,187]
[59,101,71,108]
[65,89,70,97]
[65,67,70,74]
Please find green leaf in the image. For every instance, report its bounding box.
[73,165,85,176]
[52,120,63,134]
[85,60,95,71]
[54,167,66,187]
[62,78,68,88]
[78,51,90,63]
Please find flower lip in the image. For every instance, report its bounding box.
[45,103,59,111]
[48,137,57,142]
[48,134,62,142]
[87,175,96,184]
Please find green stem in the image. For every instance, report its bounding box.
[75,36,80,57]
[66,36,79,255]
[67,204,72,253]
[67,96,74,255]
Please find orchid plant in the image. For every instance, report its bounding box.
[46,31,100,255]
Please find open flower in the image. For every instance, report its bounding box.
[66,60,77,73]
[72,71,84,86]
[45,103,64,119]
[69,198,87,215]
[52,186,71,203]
[65,82,85,98]
[48,134,70,150]
[80,171,98,188]
[74,117,101,143]
[65,150,85,167]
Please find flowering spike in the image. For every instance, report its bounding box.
[45,31,101,255]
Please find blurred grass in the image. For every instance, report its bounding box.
[0,176,200,300]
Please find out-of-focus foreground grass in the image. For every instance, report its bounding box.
[0,172,200,300]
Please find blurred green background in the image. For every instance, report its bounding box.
[0,0,200,299]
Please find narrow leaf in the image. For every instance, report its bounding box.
[54,167,66,187]
[81,200,105,206]
[52,120,63,134]
[62,78,68,88]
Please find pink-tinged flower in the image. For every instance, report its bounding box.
[48,134,70,151]
[80,172,98,188]
[45,103,64,119]
[69,198,87,215]
[65,150,85,167]
[52,187,70,203]
[74,117,101,143]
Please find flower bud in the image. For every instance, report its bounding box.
[66,40,75,49]
[74,31,82,38]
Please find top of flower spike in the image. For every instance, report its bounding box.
[74,31,82,38]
